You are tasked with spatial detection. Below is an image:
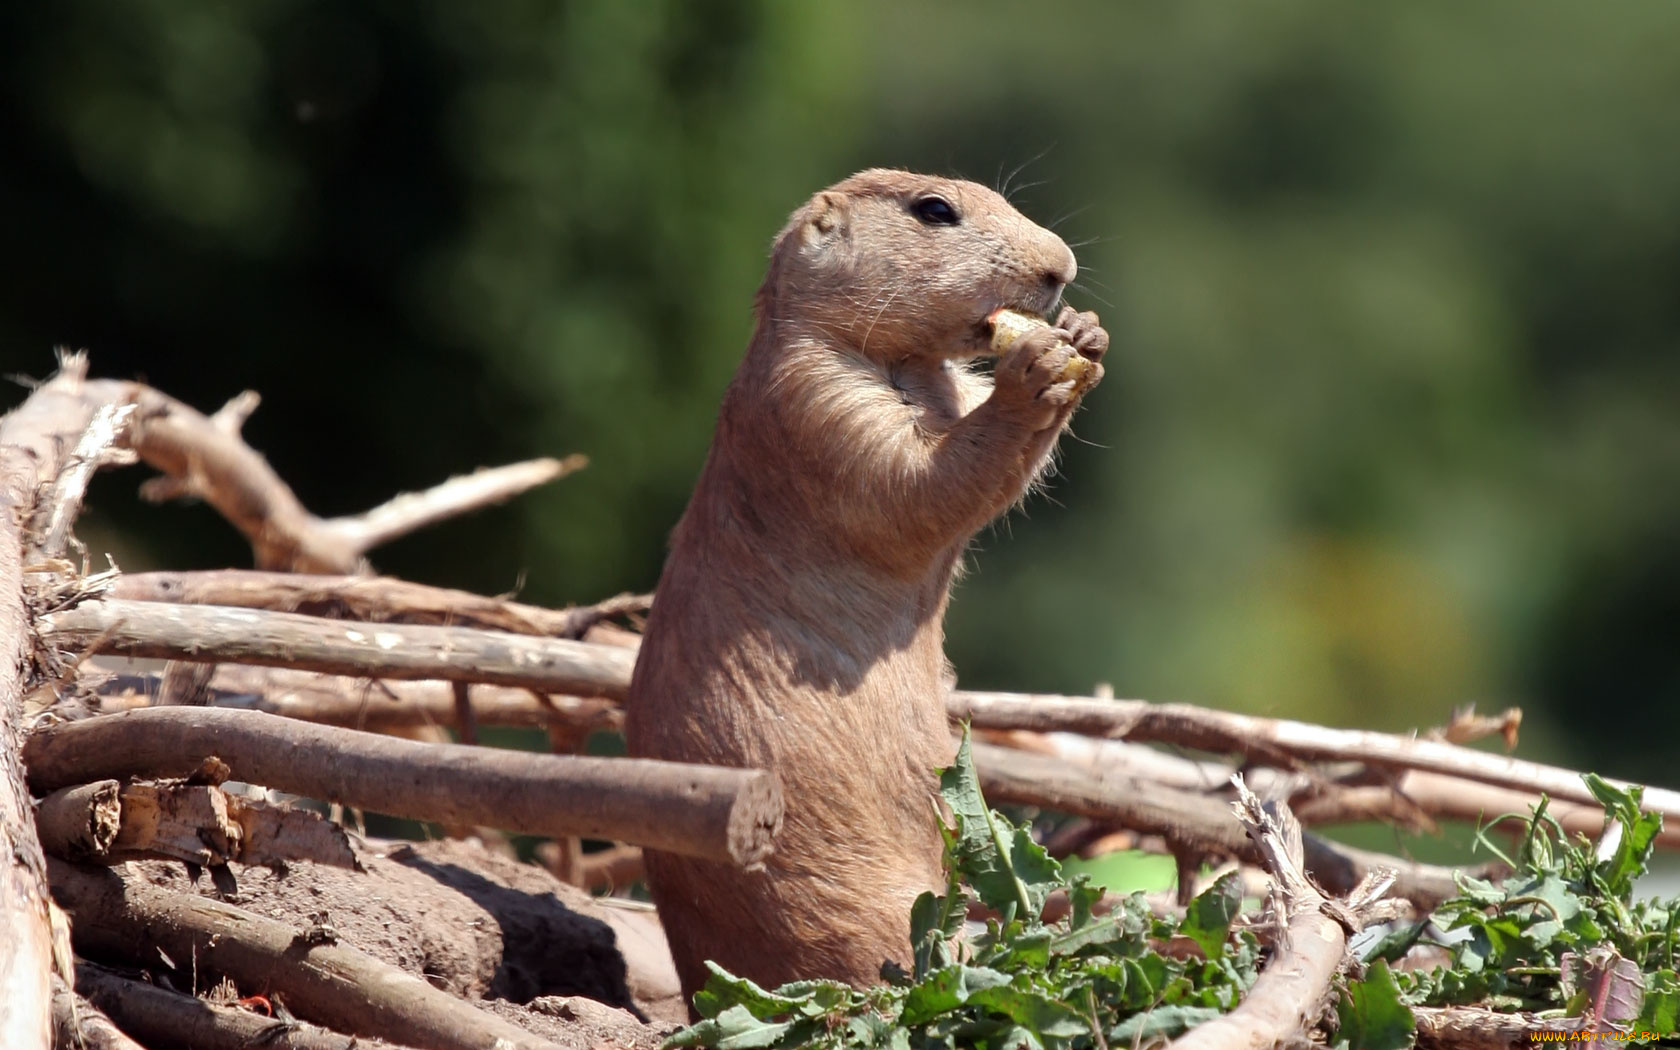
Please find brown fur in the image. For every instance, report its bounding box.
[624,169,1108,1002]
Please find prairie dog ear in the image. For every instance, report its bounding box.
[801,191,849,247]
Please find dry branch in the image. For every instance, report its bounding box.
[73,963,424,1050]
[109,569,646,638]
[36,775,359,873]
[94,664,622,735]
[1411,1005,1592,1048]
[62,378,577,572]
[26,706,781,867]
[39,598,638,699]
[321,455,587,553]
[37,401,136,563]
[35,781,122,861]
[54,590,1677,844]
[0,354,108,1050]
[973,741,1466,908]
[1167,781,1350,1050]
[1009,730,1680,849]
[50,861,565,1050]
[51,974,144,1050]
[951,691,1680,826]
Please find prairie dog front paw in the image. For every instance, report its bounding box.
[988,308,1106,429]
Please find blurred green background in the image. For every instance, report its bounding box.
[2,2,1676,787]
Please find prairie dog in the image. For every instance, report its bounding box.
[625,169,1107,1001]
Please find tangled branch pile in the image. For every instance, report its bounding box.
[0,357,1674,1049]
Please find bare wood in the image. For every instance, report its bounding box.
[26,707,781,868]
[37,402,136,563]
[1167,781,1348,1050]
[951,690,1680,825]
[40,598,638,700]
[323,455,586,553]
[74,963,424,1050]
[75,964,421,1050]
[51,975,145,1050]
[73,611,1668,836]
[70,379,582,572]
[1010,730,1680,849]
[94,664,623,735]
[1412,1005,1592,1048]
[973,741,1466,908]
[50,861,565,1050]
[77,378,364,572]
[112,569,648,638]
[0,354,101,1050]
[35,781,122,862]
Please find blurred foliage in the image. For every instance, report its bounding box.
[2,2,1676,782]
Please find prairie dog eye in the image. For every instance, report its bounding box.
[909,196,960,226]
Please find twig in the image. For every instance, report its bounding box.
[973,741,1469,908]
[36,401,136,563]
[38,599,638,699]
[75,962,423,1050]
[50,860,566,1050]
[51,974,145,1050]
[321,455,587,553]
[26,707,782,868]
[1166,779,1349,1050]
[109,569,648,638]
[950,691,1680,827]
[93,664,623,735]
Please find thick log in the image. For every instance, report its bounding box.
[26,706,780,868]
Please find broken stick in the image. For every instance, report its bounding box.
[26,706,781,868]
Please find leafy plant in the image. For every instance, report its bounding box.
[1344,774,1679,1044]
[666,728,1261,1049]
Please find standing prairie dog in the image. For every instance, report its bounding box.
[625,169,1107,1001]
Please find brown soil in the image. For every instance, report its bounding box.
[110,837,685,1047]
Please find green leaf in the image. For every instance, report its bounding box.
[966,984,1091,1038]
[1584,773,1663,898]
[937,727,1061,921]
[1180,871,1242,958]
[662,1005,797,1050]
[900,965,1012,1026]
[692,963,811,1020]
[1107,1005,1223,1043]
[910,888,965,978]
[1636,968,1678,1039]
[1337,960,1417,1050]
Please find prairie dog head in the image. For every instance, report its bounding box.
[757,169,1078,362]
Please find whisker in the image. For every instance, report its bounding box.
[1068,281,1115,310]
[1000,145,1056,201]
[1048,204,1093,231]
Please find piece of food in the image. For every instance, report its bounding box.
[986,308,1092,382]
